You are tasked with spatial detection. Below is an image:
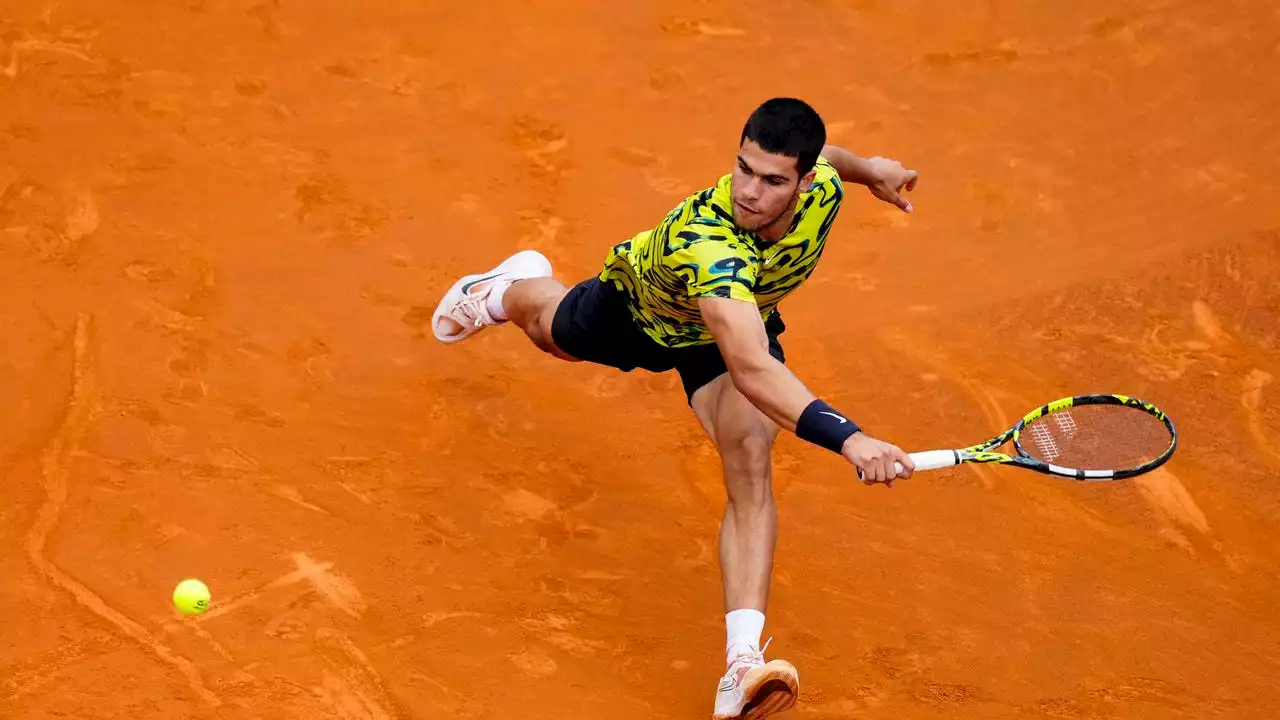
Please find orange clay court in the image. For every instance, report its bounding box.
[2,1,1279,718]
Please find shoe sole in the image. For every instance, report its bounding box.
[742,678,797,720]
[714,660,799,720]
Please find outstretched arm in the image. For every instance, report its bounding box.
[821,144,919,213]
[699,295,914,483]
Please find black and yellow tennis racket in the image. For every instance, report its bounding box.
[895,393,1178,481]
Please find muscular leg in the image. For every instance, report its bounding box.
[501,278,579,362]
[695,372,799,719]
[691,372,782,618]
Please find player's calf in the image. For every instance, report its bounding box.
[500,277,577,361]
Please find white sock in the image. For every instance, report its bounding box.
[725,608,765,659]
[486,280,512,321]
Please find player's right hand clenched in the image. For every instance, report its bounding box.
[841,433,915,486]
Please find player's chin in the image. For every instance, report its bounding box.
[733,212,765,231]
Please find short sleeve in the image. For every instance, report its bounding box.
[666,220,757,304]
[812,156,843,191]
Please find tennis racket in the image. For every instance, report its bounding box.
[890,393,1178,481]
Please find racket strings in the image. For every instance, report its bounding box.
[1020,405,1171,471]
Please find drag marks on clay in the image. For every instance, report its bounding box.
[183,553,365,626]
[447,192,502,235]
[270,484,331,515]
[676,435,728,513]
[422,611,485,630]
[510,115,570,182]
[922,45,1020,69]
[110,149,177,177]
[517,574,626,663]
[128,254,219,408]
[233,76,268,98]
[316,455,474,547]
[516,209,568,258]
[247,2,284,41]
[1028,676,1232,718]
[916,3,1195,73]
[1188,293,1280,467]
[60,186,99,256]
[0,632,122,700]
[232,400,288,428]
[798,643,994,716]
[1127,298,1276,549]
[1127,321,1219,383]
[315,628,403,720]
[294,173,389,244]
[485,467,604,554]
[313,40,468,101]
[966,179,1010,236]
[1133,467,1212,553]
[519,613,611,660]
[579,692,655,717]
[502,487,558,521]
[359,285,405,310]
[0,13,102,81]
[403,667,471,715]
[781,628,839,666]
[122,253,302,440]
[0,176,99,266]
[182,619,243,667]
[4,123,41,143]
[122,259,178,284]
[287,336,335,383]
[606,146,690,198]
[262,589,323,641]
[24,314,221,706]
[293,552,367,619]
[659,17,747,37]
[647,65,687,93]
[509,115,574,260]
[677,536,715,573]
[1241,370,1280,468]
[802,672,1219,717]
[1069,297,1237,384]
[508,649,558,678]
[398,305,432,338]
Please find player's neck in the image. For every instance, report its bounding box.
[755,208,795,244]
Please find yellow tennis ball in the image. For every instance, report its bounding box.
[172,578,211,616]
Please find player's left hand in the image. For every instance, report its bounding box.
[864,157,918,213]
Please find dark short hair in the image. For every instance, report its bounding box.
[740,98,827,177]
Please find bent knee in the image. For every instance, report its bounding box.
[722,430,773,466]
[530,304,576,360]
[718,428,776,503]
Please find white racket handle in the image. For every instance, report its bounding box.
[896,450,959,474]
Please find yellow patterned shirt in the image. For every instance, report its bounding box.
[598,156,845,347]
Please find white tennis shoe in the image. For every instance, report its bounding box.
[712,639,799,719]
[431,249,552,343]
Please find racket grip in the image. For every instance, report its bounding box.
[896,450,959,474]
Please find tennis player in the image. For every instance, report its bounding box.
[431,97,917,719]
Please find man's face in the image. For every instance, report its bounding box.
[730,139,812,233]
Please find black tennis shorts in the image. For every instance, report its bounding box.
[550,276,786,404]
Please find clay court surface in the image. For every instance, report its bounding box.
[3,1,1279,718]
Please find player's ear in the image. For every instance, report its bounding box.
[793,166,814,192]
[799,168,817,193]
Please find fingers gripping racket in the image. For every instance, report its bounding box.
[895,394,1178,481]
